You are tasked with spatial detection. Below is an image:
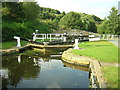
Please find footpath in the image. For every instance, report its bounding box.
[108,40,120,48]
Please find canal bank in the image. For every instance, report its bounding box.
[62,48,107,88]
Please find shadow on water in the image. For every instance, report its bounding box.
[2,48,90,88]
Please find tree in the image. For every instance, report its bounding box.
[97,19,110,34]
[2,2,52,41]
[97,7,119,34]
[22,2,40,21]
[59,12,97,32]
[2,2,24,22]
[107,7,118,34]
[59,12,82,29]
[91,15,102,22]
[62,11,66,15]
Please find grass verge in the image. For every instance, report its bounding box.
[72,40,118,63]
[102,67,119,88]
[0,41,30,49]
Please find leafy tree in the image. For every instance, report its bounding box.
[59,12,82,29]
[62,11,66,15]
[97,7,119,34]
[91,15,102,22]
[51,18,59,30]
[59,12,97,32]
[2,2,24,22]
[107,7,118,34]
[2,2,52,41]
[22,2,40,21]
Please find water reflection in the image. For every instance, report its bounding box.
[0,69,9,78]
[62,61,89,71]
[17,55,21,63]
[2,49,90,88]
[2,55,40,88]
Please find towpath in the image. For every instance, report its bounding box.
[108,40,120,48]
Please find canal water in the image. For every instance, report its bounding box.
[2,48,90,88]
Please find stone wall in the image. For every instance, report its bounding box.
[62,48,90,66]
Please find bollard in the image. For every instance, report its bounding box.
[74,39,79,49]
[63,37,66,42]
[14,36,21,47]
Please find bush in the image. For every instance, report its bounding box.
[2,21,52,42]
[2,21,33,41]
[23,21,51,33]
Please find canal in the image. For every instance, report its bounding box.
[2,48,90,88]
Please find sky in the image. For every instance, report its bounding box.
[37,0,119,19]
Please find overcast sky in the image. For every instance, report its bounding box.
[37,0,119,19]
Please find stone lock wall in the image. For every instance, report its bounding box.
[62,48,107,88]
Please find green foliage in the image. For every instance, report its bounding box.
[59,12,81,29]
[46,18,59,30]
[37,22,51,33]
[97,7,119,34]
[59,12,97,32]
[39,7,65,31]
[91,15,102,22]
[2,2,52,42]
[2,21,33,41]
[2,2,103,42]
[2,2,24,22]
[22,2,40,21]
[72,41,118,62]
[40,7,61,14]
[97,20,110,34]
[23,21,51,33]
[39,7,61,20]
[2,20,51,41]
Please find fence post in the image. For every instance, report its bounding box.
[45,34,46,39]
[33,33,36,41]
[50,34,52,41]
[42,34,44,41]
[74,39,79,49]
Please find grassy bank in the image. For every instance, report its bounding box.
[0,41,30,49]
[72,40,118,63]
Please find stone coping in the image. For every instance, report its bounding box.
[62,48,90,66]
[62,48,107,88]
